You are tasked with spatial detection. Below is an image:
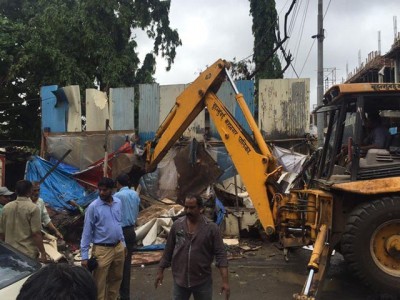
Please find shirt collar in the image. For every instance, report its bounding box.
[99,196,117,205]
[16,196,32,202]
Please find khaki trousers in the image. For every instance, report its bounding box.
[92,242,125,300]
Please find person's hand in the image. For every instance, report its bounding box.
[220,282,230,300]
[154,269,164,289]
[81,259,88,268]
[39,251,50,263]
[341,144,348,154]
[55,230,63,240]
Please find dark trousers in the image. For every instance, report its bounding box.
[173,277,213,300]
[120,225,136,300]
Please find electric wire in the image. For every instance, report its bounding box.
[0,95,61,112]
[295,0,331,77]
[281,0,299,65]
[299,39,316,77]
[292,0,310,75]
[0,105,40,113]
[237,0,298,65]
[0,97,41,105]
[324,0,332,20]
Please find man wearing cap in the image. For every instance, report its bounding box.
[0,186,14,215]
[31,182,63,239]
[0,180,47,261]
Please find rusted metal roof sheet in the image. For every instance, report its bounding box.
[332,176,400,194]
[259,79,310,139]
[110,87,135,130]
[40,85,67,132]
[210,80,255,138]
[138,83,160,142]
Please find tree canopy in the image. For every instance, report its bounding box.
[231,0,285,82]
[250,0,283,81]
[0,0,181,145]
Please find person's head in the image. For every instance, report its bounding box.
[184,194,204,221]
[366,111,382,128]
[116,173,130,189]
[97,177,114,202]
[31,181,41,202]
[17,263,97,300]
[0,186,14,205]
[15,180,33,197]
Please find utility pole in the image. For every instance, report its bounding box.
[316,0,324,146]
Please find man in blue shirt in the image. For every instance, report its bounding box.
[114,173,140,300]
[81,177,126,300]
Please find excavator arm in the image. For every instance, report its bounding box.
[204,91,279,233]
[144,59,227,173]
[143,58,335,298]
[143,59,279,234]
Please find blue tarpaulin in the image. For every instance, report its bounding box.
[25,156,97,210]
[215,197,226,225]
[136,244,165,251]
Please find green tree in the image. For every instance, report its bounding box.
[0,0,181,145]
[250,0,283,82]
[230,0,291,82]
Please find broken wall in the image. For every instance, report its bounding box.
[40,79,310,196]
[258,78,310,140]
[45,131,133,169]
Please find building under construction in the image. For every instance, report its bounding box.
[346,32,400,83]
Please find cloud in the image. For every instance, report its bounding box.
[134,0,399,108]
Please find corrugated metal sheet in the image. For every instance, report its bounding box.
[159,84,186,124]
[40,85,67,132]
[85,89,109,131]
[140,83,205,142]
[235,80,255,134]
[210,80,255,138]
[258,79,310,139]
[110,87,135,130]
[138,83,160,142]
[175,83,205,140]
[63,85,82,132]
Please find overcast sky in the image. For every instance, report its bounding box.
[135,0,399,108]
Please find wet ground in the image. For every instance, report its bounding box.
[129,240,385,300]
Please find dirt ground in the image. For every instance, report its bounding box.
[128,240,388,300]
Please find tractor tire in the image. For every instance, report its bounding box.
[341,196,400,296]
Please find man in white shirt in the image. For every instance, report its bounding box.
[31,182,63,239]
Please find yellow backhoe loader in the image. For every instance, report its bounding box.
[140,59,400,299]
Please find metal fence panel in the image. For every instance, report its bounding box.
[40,85,67,132]
[258,79,310,139]
[110,87,135,130]
[85,89,109,131]
[138,84,160,142]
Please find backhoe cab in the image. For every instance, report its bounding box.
[306,83,400,298]
[140,60,400,299]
